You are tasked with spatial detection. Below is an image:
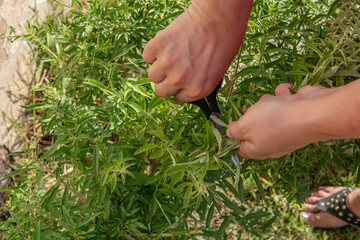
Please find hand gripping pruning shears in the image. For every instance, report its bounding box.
[190,80,223,132]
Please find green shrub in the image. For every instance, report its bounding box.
[1,0,359,239]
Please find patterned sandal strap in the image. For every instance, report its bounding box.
[316,187,360,226]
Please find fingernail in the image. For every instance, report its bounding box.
[226,129,233,139]
[301,213,309,220]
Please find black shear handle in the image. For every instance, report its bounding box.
[190,80,222,119]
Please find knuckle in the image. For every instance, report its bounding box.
[172,75,187,86]
[155,86,166,98]
[147,67,156,80]
[275,83,286,92]
[154,30,167,46]
[188,87,205,100]
[259,94,272,101]
[177,68,190,81]
[298,85,312,94]
[275,83,293,96]
[161,58,173,70]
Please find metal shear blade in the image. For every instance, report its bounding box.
[190,80,223,132]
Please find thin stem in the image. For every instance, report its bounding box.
[227,46,242,105]
[215,141,240,158]
[129,230,202,238]
[208,188,249,237]
[3,203,27,239]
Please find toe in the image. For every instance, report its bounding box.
[315,190,330,198]
[303,203,319,213]
[301,211,348,228]
[305,196,321,204]
[318,186,337,192]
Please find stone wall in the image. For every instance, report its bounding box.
[0,0,50,152]
[0,0,51,210]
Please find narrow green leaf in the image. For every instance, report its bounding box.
[262,215,277,229]
[212,127,222,151]
[100,172,109,187]
[93,147,99,178]
[85,79,116,96]
[217,192,242,215]
[155,197,172,226]
[336,70,360,78]
[61,182,70,207]
[169,171,184,188]
[245,211,271,219]
[126,102,156,122]
[169,126,185,146]
[218,216,230,236]
[224,180,241,201]
[206,204,215,228]
[252,173,265,200]
[183,184,193,208]
[210,115,228,128]
[41,185,60,211]
[21,103,48,109]
[34,222,40,240]
[150,197,158,219]
[0,167,33,183]
[110,174,117,193]
[149,149,164,159]
[237,177,244,203]
[234,155,241,186]
[134,143,158,155]
[61,205,75,225]
[99,186,107,203]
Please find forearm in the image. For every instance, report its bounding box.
[304,79,360,141]
[191,0,253,21]
[189,0,253,42]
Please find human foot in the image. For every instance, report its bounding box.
[301,186,360,228]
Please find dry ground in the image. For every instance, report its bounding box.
[0,0,51,214]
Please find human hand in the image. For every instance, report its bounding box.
[227,83,331,160]
[142,1,252,102]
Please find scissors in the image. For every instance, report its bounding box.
[190,80,223,132]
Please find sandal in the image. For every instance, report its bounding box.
[316,187,360,226]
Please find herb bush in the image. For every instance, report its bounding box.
[1,0,360,239]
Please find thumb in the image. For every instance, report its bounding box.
[237,141,254,159]
[226,120,245,142]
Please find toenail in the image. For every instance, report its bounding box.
[301,213,309,220]
[226,130,233,139]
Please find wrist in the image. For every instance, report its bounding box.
[281,87,340,146]
[295,80,360,142]
[316,81,360,140]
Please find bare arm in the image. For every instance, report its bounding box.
[227,79,360,160]
[309,79,360,140]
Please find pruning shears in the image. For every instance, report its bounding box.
[190,80,223,132]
